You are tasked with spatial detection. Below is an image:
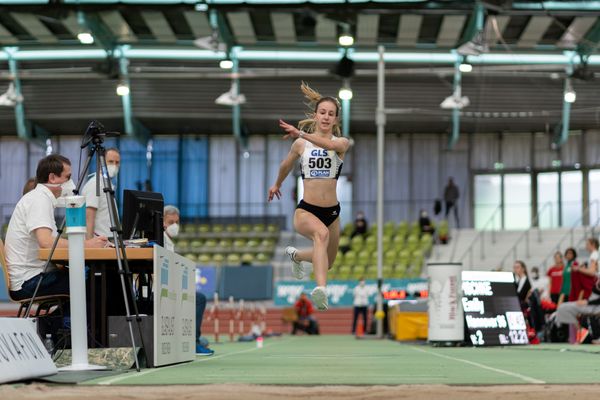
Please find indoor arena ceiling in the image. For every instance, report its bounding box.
[0,1,599,145]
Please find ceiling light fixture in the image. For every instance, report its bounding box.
[219,59,233,69]
[77,32,94,45]
[116,82,130,96]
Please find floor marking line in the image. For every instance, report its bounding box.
[410,346,545,384]
[97,337,297,386]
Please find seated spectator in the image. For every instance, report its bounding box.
[547,252,564,304]
[292,292,320,335]
[513,260,531,309]
[570,238,599,301]
[418,209,435,236]
[555,280,600,343]
[351,211,368,238]
[530,267,549,299]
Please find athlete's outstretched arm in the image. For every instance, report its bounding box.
[268,140,302,202]
[279,119,350,154]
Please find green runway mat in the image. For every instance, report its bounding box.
[84,336,600,386]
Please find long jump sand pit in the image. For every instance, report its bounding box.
[4,384,600,400]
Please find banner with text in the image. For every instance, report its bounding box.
[153,245,196,367]
[0,318,57,383]
[274,279,428,307]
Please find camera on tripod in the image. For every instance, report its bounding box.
[80,120,120,149]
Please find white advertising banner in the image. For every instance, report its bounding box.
[427,263,464,342]
[0,318,57,383]
[153,245,196,367]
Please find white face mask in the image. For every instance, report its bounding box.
[46,179,76,197]
[60,179,76,197]
[165,223,179,238]
[107,164,119,178]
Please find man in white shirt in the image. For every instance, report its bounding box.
[352,278,369,334]
[82,148,121,239]
[5,154,107,300]
[162,205,180,252]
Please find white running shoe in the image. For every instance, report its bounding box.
[285,246,305,280]
[311,286,328,311]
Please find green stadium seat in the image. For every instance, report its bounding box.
[197,254,211,264]
[212,253,225,264]
[252,223,265,233]
[241,253,255,264]
[239,224,251,233]
[198,224,210,233]
[225,224,238,233]
[337,265,353,280]
[233,238,247,248]
[255,252,270,263]
[350,235,364,251]
[226,253,241,264]
[184,253,197,262]
[344,250,357,265]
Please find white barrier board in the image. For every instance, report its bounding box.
[0,318,57,383]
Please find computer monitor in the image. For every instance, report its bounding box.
[122,190,164,246]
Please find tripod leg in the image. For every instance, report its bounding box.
[97,145,147,371]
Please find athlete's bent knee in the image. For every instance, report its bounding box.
[313,228,330,245]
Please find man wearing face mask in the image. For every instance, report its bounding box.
[163,205,180,252]
[162,205,214,355]
[5,154,108,300]
[82,148,121,239]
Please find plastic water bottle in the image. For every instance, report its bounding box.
[256,336,264,349]
[43,334,53,356]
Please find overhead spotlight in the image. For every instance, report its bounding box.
[116,82,130,96]
[338,34,354,47]
[564,88,576,103]
[332,55,355,78]
[0,82,23,107]
[219,59,233,69]
[215,84,246,106]
[195,3,208,12]
[77,31,94,44]
[456,30,489,56]
[440,91,470,110]
[338,87,353,100]
[459,63,473,73]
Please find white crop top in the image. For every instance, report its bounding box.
[300,138,344,180]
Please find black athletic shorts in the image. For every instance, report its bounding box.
[297,200,341,227]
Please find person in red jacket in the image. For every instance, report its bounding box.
[293,293,320,335]
[547,251,564,304]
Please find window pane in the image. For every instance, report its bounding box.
[561,171,582,227]
[474,175,501,230]
[504,174,531,230]
[537,172,559,228]
[590,170,600,225]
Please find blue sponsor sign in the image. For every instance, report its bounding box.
[196,266,217,296]
[274,278,428,307]
[160,258,169,286]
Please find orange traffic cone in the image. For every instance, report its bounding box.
[355,319,364,338]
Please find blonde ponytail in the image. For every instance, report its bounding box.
[297,81,341,137]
